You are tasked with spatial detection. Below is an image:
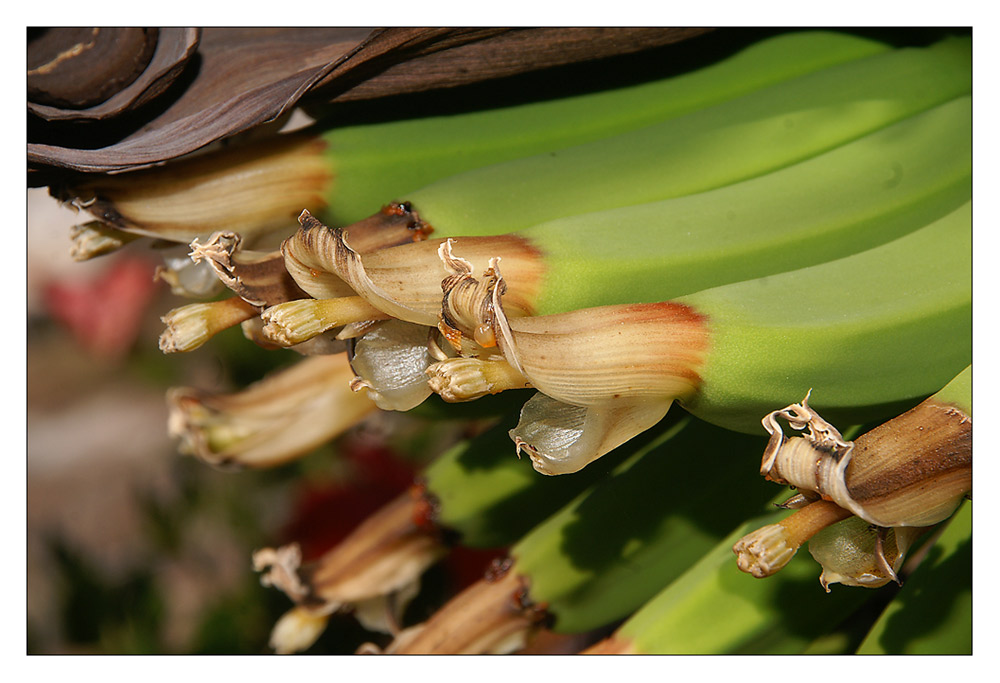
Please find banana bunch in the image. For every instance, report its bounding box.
[118,29,970,653]
[60,30,889,261]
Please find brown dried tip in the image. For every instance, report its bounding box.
[190,231,308,308]
[760,392,971,529]
[373,558,547,654]
[254,489,447,634]
[581,636,639,655]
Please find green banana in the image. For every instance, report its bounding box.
[678,200,971,434]
[319,30,891,226]
[294,94,969,417]
[380,414,786,652]
[588,514,875,654]
[449,200,971,474]
[596,501,971,654]
[63,30,890,249]
[930,362,972,415]
[856,503,971,654]
[507,415,778,634]
[360,36,969,239]
[315,94,970,327]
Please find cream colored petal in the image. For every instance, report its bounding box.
[503,303,708,407]
[351,578,422,635]
[159,297,258,353]
[426,356,531,402]
[69,221,140,261]
[154,246,226,298]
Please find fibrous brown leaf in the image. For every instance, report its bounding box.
[28,27,711,174]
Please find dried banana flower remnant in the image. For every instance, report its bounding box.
[315,230,544,327]
[167,354,377,468]
[431,243,709,475]
[733,499,853,578]
[253,489,447,645]
[189,231,307,308]
[760,388,971,529]
[69,221,140,261]
[369,558,546,655]
[260,296,389,347]
[269,606,331,655]
[280,207,438,301]
[736,368,970,587]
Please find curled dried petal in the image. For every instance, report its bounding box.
[190,231,307,307]
[760,393,971,528]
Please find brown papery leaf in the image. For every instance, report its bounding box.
[28,28,167,112]
[28,27,711,174]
